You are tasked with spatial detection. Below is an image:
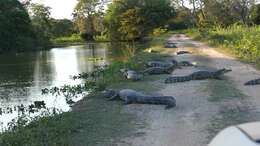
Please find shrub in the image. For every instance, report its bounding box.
[187,25,260,63]
[152,27,168,36]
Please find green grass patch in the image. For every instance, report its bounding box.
[187,25,260,66]
[203,80,245,102]
[206,107,252,141]
[0,94,138,146]
[51,34,84,46]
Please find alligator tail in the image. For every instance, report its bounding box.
[244,78,260,86]
[165,76,192,84]
[142,96,176,109]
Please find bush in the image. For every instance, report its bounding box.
[187,25,260,63]
[52,34,84,44]
[94,34,109,42]
[152,27,168,36]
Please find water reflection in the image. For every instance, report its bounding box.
[0,44,108,130]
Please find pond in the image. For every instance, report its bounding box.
[0,43,142,131]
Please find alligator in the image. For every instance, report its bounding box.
[176,51,191,55]
[244,78,260,86]
[146,60,195,68]
[165,68,232,83]
[120,69,143,81]
[164,42,177,48]
[145,59,179,68]
[142,66,175,75]
[178,61,195,67]
[102,89,176,109]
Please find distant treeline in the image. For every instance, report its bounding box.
[1,0,259,52]
[172,0,260,28]
[0,0,76,52]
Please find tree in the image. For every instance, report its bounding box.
[250,3,260,25]
[104,0,175,41]
[50,19,75,37]
[231,0,255,24]
[193,0,256,27]
[73,0,108,40]
[29,3,52,47]
[168,7,194,29]
[0,0,36,52]
[140,0,175,33]
[119,8,145,40]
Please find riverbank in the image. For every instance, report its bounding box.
[2,32,260,146]
[0,33,173,146]
[51,34,112,47]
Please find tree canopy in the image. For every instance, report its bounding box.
[73,0,107,40]
[104,0,175,41]
[0,0,36,52]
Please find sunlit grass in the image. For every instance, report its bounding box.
[187,25,260,65]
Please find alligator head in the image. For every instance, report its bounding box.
[102,89,117,98]
[215,68,232,75]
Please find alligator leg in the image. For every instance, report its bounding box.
[213,76,224,80]
[123,98,132,105]
[165,104,175,110]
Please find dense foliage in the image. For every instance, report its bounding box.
[29,3,53,48]
[50,19,75,38]
[188,25,260,63]
[0,0,37,52]
[104,0,175,41]
[73,0,107,40]
[250,4,260,25]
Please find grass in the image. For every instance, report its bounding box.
[0,94,138,146]
[0,32,172,146]
[203,80,245,102]
[52,34,110,47]
[51,34,84,46]
[206,107,252,141]
[187,25,260,66]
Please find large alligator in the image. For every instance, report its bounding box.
[244,78,260,86]
[176,51,192,55]
[142,66,175,75]
[103,89,176,109]
[120,69,143,81]
[164,42,177,48]
[165,68,232,83]
[178,61,195,67]
[145,60,179,68]
[146,60,195,68]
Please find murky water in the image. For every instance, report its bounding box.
[0,43,113,129]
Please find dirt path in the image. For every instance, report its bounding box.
[116,34,260,146]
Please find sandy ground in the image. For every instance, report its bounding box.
[116,34,260,146]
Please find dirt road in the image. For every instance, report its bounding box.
[116,34,260,146]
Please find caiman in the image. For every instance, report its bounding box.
[103,89,176,109]
[165,68,232,83]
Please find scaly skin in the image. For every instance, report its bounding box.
[103,89,176,109]
[146,60,179,68]
[165,68,232,84]
[120,69,143,81]
[143,65,176,75]
[244,78,260,86]
[146,60,194,68]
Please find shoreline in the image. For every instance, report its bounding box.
[0,32,171,145]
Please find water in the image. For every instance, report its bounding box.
[0,43,111,130]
